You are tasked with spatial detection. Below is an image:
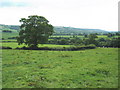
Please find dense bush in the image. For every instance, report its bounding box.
[2,30,12,33]
[15,45,96,51]
[1,46,12,49]
[97,37,120,48]
[8,37,16,39]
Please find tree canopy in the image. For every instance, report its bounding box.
[17,15,54,48]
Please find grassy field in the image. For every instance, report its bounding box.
[2,48,118,88]
[1,42,73,48]
[2,32,19,39]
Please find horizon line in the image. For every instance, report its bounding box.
[0,23,118,32]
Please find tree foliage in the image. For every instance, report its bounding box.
[17,15,54,48]
[83,34,98,46]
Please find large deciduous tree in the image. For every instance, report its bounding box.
[17,15,54,48]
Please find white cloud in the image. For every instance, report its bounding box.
[0,0,119,31]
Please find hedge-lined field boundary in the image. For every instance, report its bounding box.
[1,45,96,51]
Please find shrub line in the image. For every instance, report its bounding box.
[1,46,96,51]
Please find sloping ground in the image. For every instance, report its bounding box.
[0,24,20,31]
[0,24,109,34]
[54,26,108,34]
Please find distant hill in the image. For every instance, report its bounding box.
[0,24,109,34]
[54,26,109,34]
[0,24,20,31]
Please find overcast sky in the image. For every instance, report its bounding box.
[0,0,119,31]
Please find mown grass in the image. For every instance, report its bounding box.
[2,48,118,88]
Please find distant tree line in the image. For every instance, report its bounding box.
[2,30,12,33]
[47,34,120,48]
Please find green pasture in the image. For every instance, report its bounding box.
[0,39,53,42]
[1,42,73,48]
[97,35,119,39]
[2,32,19,39]
[1,42,26,48]
[0,39,17,42]
[51,35,84,38]
[97,35,108,38]
[2,48,118,88]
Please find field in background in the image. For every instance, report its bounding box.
[1,42,73,48]
[2,48,118,88]
[2,33,119,40]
